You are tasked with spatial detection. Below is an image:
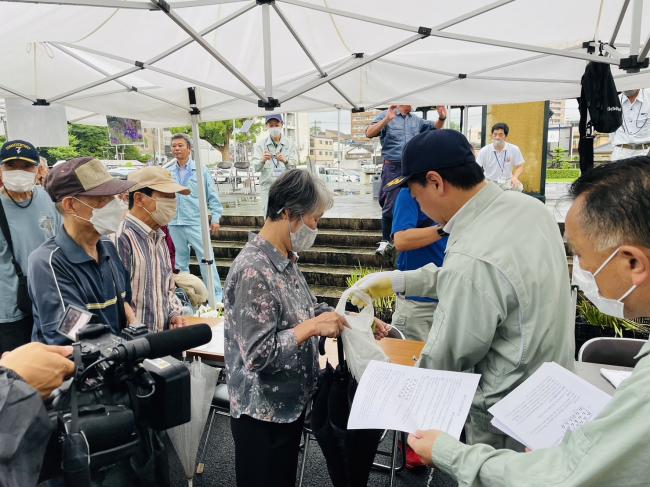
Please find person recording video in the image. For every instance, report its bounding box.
[0,342,74,486]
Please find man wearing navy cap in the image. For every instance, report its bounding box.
[0,140,60,352]
[252,114,297,216]
[353,129,574,449]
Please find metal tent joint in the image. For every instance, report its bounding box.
[130,87,138,92]
[256,0,274,4]
[351,107,365,113]
[619,54,649,73]
[33,99,49,106]
[135,61,145,69]
[258,97,280,110]
[458,73,467,79]
[353,53,364,58]
[418,26,432,37]
[154,0,170,13]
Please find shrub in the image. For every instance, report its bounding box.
[547,168,580,180]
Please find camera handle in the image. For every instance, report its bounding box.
[62,343,91,487]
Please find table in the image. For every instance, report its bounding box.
[185,317,225,362]
[574,361,633,395]
[184,317,426,367]
[319,337,425,368]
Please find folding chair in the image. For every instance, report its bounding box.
[578,337,645,367]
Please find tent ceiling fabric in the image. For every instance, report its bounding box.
[0,0,649,126]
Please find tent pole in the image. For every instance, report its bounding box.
[46,1,256,102]
[0,84,35,103]
[188,87,217,308]
[272,4,358,109]
[6,0,151,9]
[279,34,425,104]
[156,0,266,100]
[640,35,650,61]
[262,3,273,98]
[461,106,469,137]
[629,0,643,56]
[610,0,630,46]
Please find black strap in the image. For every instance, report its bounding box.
[108,256,127,330]
[0,198,25,278]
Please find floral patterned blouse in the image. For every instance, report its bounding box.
[224,233,331,423]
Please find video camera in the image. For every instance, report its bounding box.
[40,305,212,485]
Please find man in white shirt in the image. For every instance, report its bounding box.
[610,88,650,161]
[476,123,525,191]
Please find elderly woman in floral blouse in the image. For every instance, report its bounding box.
[224,169,349,487]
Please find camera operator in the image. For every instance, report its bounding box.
[0,342,74,486]
[29,157,136,345]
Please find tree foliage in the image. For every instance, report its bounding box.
[171,119,263,161]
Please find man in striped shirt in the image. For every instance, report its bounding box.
[116,167,188,332]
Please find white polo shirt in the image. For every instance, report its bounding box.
[476,142,525,184]
[610,89,650,146]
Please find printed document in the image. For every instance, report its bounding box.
[489,362,612,450]
[347,360,480,437]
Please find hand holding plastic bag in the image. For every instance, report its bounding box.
[336,288,389,381]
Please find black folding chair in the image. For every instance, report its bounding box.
[578,337,645,367]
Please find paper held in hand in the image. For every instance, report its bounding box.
[347,360,480,437]
[489,362,613,450]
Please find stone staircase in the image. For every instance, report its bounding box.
[190,215,388,307]
[190,218,573,306]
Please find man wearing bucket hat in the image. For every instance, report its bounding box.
[29,157,135,344]
[115,166,190,332]
[352,129,574,449]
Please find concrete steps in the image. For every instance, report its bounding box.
[218,226,383,248]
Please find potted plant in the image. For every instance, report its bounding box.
[345,266,396,323]
[575,294,650,355]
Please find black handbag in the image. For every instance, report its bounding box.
[0,200,32,314]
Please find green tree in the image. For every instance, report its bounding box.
[68,124,112,159]
[171,119,263,161]
[547,146,571,169]
[42,134,80,163]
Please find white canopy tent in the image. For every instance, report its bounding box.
[0,0,649,126]
[1,0,649,306]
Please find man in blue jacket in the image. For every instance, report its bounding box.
[166,133,224,303]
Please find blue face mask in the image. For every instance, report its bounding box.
[572,248,637,319]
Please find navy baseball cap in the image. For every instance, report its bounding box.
[384,129,476,191]
[0,139,40,166]
[265,114,283,124]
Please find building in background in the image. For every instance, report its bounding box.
[284,112,310,163]
[549,100,566,126]
[351,109,381,145]
[310,132,335,164]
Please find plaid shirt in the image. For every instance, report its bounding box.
[115,214,182,332]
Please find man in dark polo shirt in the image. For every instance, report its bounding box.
[29,157,135,344]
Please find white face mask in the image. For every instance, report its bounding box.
[492,139,506,150]
[290,217,318,252]
[143,195,177,227]
[269,127,282,139]
[572,249,637,319]
[73,197,127,236]
[2,169,36,193]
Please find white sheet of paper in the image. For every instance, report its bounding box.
[600,368,633,389]
[489,362,612,450]
[347,360,480,437]
[190,323,224,355]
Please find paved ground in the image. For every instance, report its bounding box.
[220,181,572,222]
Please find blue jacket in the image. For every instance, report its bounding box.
[166,159,223,226]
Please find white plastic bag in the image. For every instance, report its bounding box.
[336,288,389,382]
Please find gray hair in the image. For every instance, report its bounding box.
[569,156,650,250]
[171,133,192,149]
[266,169,334,221]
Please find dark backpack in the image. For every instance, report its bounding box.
[580,61,622,133]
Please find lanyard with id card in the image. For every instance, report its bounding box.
[269,142,286,178]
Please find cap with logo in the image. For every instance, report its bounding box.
[384,129,477,191]
[264,114,283,124]
[128,166,191,195]
[44,157,134,202]
[0,140,40,166]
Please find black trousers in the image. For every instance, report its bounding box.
[0,315,33,354]
[230,410,306,487]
